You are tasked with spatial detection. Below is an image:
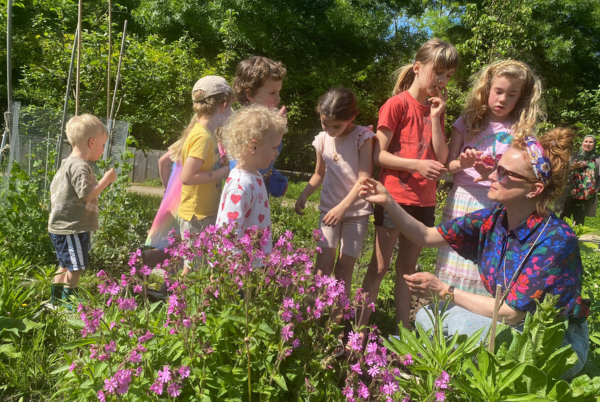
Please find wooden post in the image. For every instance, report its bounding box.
[488,284,503,353]
[75,0,82,115]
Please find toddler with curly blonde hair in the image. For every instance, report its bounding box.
[216,105,287,252]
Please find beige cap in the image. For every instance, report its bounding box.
[192,76,232,100]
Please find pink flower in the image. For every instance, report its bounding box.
[109,322,116,330]
[69,362,77,372]
[281,324,294,342]
[149,380,163,395]
[140,265,152,276]
[133,285,142,293]
[435,371,450,389]
[292,338,301,348]
[367,366,380,377]
[435,391,446,402]
[179,366,190,379]
[342,384,354,399]
[403,354,413,365]
[381,381,398,396]
[157,365,171,383]
[357,382,369,399]
[347,331,363,351]
[350,362,362,375]
[168,382,182,397]
[97,390,105,402]
[104,377,118,394]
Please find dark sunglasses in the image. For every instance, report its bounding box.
[494,165,536,183]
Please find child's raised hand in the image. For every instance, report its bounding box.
[429,86,447,119]
[415,159,447,181]
[103,168,117,184]
[295,194,307,215]
[472,161,495,183]
[278,106,287,117]
[359,177,390,205]
[459,148,483,170]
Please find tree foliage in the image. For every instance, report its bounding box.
[2,0,600,170]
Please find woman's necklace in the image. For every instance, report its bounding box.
[497,217,551,304]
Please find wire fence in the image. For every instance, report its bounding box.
[0,102,130,199]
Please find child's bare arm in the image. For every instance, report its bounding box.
[180,156,230,186]
[295,151,326,215]
[81,168,117,202]
[322,138,373,226]
[158,151,173,190]
[374,128,447,180]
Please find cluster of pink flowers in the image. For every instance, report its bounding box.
[149,365,189,397]
[433,371,451,401]
[78,303,104,337]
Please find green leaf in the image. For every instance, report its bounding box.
[272,373,288,391]
[61,338,96,350]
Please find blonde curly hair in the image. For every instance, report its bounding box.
[511,127,575,215]
[392,38,459,95]
[222,105,287,162]
[462,60,544,141]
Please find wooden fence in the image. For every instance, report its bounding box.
[128,148,169,183]
[127,148,313,184]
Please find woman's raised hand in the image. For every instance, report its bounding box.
[359,177,390,205]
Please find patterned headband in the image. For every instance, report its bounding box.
[525,136,551,185]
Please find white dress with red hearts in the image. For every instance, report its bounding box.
[216,168,272,253]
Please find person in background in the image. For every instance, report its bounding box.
[561,135,600,226]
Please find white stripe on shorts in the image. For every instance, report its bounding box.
[66,234,82,271]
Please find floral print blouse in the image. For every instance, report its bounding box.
[437,204,589,319]
[571,157,597,200]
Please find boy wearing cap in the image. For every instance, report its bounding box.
[177,76,233,274]
[49,114,117,307]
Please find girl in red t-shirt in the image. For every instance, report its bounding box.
[361,38,459,330]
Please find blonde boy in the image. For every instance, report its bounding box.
[49,114,117,306]
[175,76,233,274]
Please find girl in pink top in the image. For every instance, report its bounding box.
[438,60,543,295]
[295,88,374,296]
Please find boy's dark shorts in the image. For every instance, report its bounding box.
[49,232,91,271]
[374,203,435,229]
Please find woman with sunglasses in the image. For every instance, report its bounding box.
[359,128,589,379]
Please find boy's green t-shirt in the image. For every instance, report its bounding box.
[177,124,222,221]
[48,156,99,235]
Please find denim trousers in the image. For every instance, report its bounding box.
[415,303,589,380]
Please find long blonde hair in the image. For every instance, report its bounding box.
[169,91,233,162]
[462,60,544,140]
[392,38,459,95]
